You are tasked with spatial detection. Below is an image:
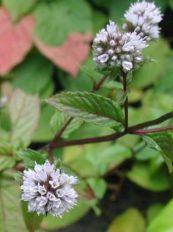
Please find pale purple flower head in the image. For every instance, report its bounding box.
[93,21,148,72]
[124,1,163,40]
[21,161,78,217]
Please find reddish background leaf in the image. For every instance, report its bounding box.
[0,8,34,75]
[34,33,92,77]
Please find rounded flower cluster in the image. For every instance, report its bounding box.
[124,1,162,40]
[21,161,78,217]
[93,21,148,72]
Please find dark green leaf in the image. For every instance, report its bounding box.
[21,201,43,232]
[46,91,124,129]
[33,104,54,142]
[17,149,47,169]
[110,0,135,25]
[145,132,173,173]
[12,50,54,98]
[34,0,92,45]
[169,0,173,9]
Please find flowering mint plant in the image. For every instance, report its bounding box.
[21,1,173,220]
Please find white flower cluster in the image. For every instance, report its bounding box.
[21,161,78,217]
[93,1,162,72]
[124,1,162,40]
[93,21,148,72]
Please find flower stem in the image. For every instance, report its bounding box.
[122,71,128,132]
[134,125,173,135]
[49,111,173,149]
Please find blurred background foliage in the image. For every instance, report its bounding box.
[0,0,173,231]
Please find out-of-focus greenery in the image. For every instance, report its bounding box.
[0,0,173,232]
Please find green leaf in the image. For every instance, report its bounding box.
[34,0,92,45]
[41,200,90,230]
[155,55,173,95]
[92,11,107,34]
[90,0,112,9]
[33,104,54,142]
[21,201,43,232]
[0,179,27,231]
[46,91,124,129]
[107,208,146,232]
[87,177,107,199]
[132,39,169,88]
[145,132,173,173]
[147,203,164,224]
[64,143,131,177]
[9,89,40,149]
[169,0,173,9]
[156,0,168,10]
[58,58,103,92]
[135,147,160,161]
[17,149,47,169]
[87,143,132,175]
[0,141,12,156]
[3,0,38,21]
[127,162,170,191]
[12,50,54,98]
[110,0,135,25]
[147,200,173,232]
[0,156,15,172]
[50,111,83,139]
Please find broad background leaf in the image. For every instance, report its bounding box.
[34,0,92,45]
[0,178,27,232]
[9,89,40,149]
[131,39,169,88]
[127,162,170,191]
[107,208,146,232]
[12,50,54,98]
[147,200,173,232]
[3,0,38,20]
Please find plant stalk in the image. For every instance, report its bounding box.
[122,71,128,132]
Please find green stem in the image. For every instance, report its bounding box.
[122,71,128,132]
